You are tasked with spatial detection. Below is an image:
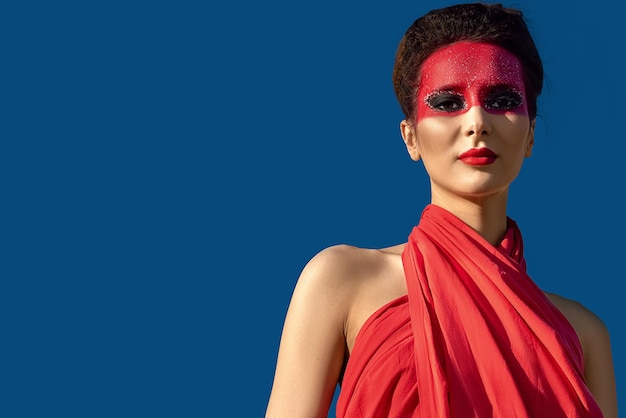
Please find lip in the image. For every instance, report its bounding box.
[458,147,497,165]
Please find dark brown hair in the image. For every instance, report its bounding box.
[392,2,543,121]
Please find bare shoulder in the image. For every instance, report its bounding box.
[544,291,605,325]
[544,291,609,346]
[266,243,407,417]
[290,245,375,310]
[266,244,395,417]
[295,244,401,303]
[301,244,381,281]
[297,243,407,350]
[544,291,617,418]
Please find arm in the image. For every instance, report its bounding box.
[546,292,618,418]
[580,309,618,418]
[266,247,351,418]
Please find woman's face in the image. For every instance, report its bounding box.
[403,41,535,203]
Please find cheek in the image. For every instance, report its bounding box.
[415,119,456,152]
[499,118,533,154]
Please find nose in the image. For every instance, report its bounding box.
[463,105,491,138]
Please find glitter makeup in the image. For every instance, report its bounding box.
[416,41,528,120]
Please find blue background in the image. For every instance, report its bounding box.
[2,1,622,416]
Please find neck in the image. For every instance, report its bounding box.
[431,192,509,246]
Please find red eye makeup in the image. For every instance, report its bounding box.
[416,41,528,120]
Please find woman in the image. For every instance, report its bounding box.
[266,3,617,417]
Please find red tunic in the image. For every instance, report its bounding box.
[336,204,603,417]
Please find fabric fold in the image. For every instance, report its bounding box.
[402,204,602,417]
[336,204,603,417]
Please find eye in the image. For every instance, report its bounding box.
[484,89,524,111]
[425,91,466,113]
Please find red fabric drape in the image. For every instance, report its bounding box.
[336,205,603,417]
[402,204,602,417]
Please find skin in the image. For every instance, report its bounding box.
[265,42,617,418]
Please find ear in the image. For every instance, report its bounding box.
[525,119,536,158]
[400,120,421,161]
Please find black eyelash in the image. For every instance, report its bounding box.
[484,88,524,110]
[425,91,466,112]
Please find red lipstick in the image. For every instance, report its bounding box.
[458,148,497,165]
